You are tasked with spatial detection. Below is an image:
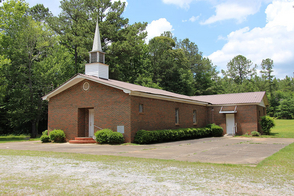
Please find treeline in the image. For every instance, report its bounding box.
[0,0,293,136]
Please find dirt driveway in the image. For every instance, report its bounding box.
[1,137,293,165]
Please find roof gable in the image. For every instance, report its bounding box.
[42,74,208,106]
[42,74,269,107]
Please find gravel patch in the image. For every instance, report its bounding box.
[0,155,293,195]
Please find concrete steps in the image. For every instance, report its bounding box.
[69,137,97,144]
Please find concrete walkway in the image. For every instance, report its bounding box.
[1,137,293,165]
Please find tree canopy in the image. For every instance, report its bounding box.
[0,0,293,136]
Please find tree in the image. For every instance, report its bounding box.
[175,38,220,95]
[49,0,148,82]
[148,35,195,95]
[0,0,73,136]
[222,55,257,84]
[260,58,274,96]
[29,4,53,22]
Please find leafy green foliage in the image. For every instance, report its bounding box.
[206,124,224,137]
[40,135,50,143]
[222,55,257,84]
[94,129,113,144]
[134,126,223,144]
[42,130,48,136]
[276,98,294,119]
[260,116,275,135]
[49,129,65,143]
[108,132,124,144]
[251,131,261,136]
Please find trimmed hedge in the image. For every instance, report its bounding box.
[206,124,224,137]
[49,129,65,143]
[108,132,124,144]
[95,129,124,144]
[134,125,223,144]
[95,129,113,144]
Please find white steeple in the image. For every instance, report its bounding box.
[85,20,109,79]
[92,21,102,52]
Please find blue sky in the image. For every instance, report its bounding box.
[24,0,294,78]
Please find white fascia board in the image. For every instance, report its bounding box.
[42,75,133,101]
[209,103,260,107]
[130,91,208,106]
[42,75,84,101]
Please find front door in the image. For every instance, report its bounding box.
[226,114,235,135]
[88,109,94,137]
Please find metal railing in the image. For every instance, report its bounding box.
[94,125,103,130]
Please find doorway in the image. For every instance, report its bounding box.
[226,114,235,135]
[88,109,94,137]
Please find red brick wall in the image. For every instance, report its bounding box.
[208,105,265,135]
[130,96,208,141]
[48,80,131,141]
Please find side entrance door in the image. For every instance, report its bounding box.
[88,109,94,137]
[226,114,235,135]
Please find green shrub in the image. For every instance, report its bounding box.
[49,129,65,143]
[95,129,113,144]
[251,131,261,136]
[42,130,48,136]
[206,124,224,137]
[134,127,218,144]
[134,130,147,144]
[40,135,51,143]
[260,116,275,135]
[108,132,124,144]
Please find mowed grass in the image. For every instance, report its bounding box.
[240,119,294,138]
[0,135,40,143]
[266,119,294,138]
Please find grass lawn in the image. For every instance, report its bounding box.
[0,135,40,143]
[264,119,294,138]
[240,119,294,138]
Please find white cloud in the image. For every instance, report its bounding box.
[189,15,200,22]
[201,1,262,25]
[208,0,294,78]
[145,18,174,42]
[162,0,193,9]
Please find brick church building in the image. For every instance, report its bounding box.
[42,22,269,143]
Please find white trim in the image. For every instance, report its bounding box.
[123,89,131,94]
[210,103,264,107]
[42,75,209,106]
[130,91,208,106]
[259,100,265,107]
[219,106,238,114]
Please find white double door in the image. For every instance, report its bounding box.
[88,109,94,137]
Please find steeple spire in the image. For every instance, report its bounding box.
[85,20,109,79]
[92,21,102,52]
